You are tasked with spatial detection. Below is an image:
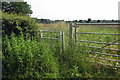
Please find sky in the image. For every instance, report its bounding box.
[24,0,120,20]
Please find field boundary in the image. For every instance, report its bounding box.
[69,23,120,68]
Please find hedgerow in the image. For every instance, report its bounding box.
[2,12,39,36]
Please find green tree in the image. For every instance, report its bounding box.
[86,18,91,23]
[73,20,78,23]
[2,2,32,15]
[97,20,101,23]
[79,20,83,23]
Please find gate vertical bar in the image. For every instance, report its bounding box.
[40,30,43,38]
[61,31,64,53]
[74,26,77,43]
[69,23,73,48]
[0,2,2,79]
[118,2,120,56]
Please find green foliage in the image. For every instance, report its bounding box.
[2,34,60,78]
[86,18,91,23]
[37,19,52,24]
[2,32,119,78]
[2,12,38,36]
[2,2,32,15]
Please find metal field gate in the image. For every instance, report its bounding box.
[40,30,64,52]
[69,23,120,68]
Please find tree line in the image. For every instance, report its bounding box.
[36,18,119,24]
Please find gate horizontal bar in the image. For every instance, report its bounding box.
[80,46,120,51]
[40,30,61,33]
[87,51,120,57]
[88,61,120,68]
[89,56,120,62]
[77,40,120,45]
[76,23,120,25]
[41,37,59,40]
[76,32,120,35]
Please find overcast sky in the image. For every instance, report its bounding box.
[24,0,120,20]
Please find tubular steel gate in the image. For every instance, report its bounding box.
[40,30,64,52]
[69,23,120,68]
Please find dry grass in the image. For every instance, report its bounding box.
[37,22,68,30]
